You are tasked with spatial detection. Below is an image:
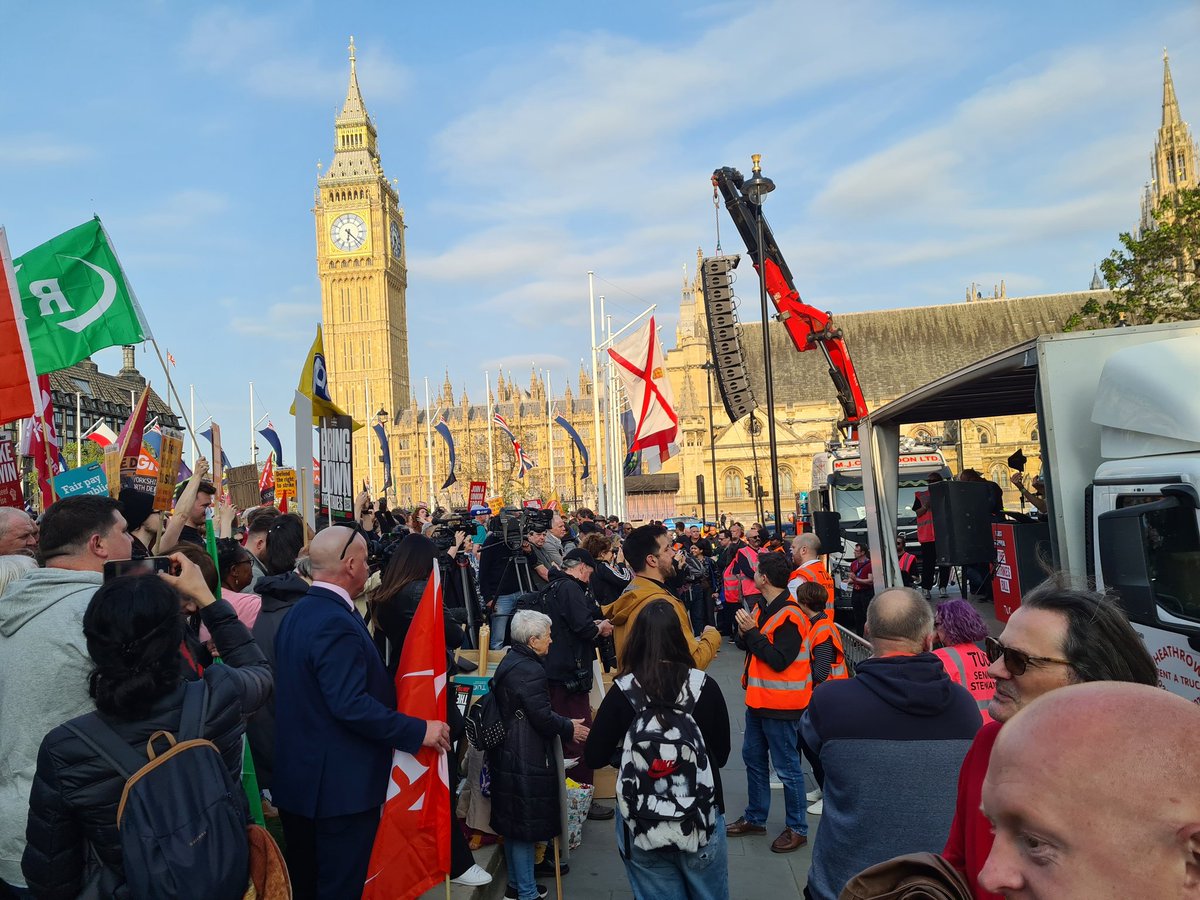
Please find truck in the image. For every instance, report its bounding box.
[858,320,1200,703]
[809,441,951,560]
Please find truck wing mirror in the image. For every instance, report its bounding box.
[1098,484,1200,627]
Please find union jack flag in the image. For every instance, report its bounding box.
[166,351,176,367]
[493,413,535,479]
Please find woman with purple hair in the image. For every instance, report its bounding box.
[932,599,995,724]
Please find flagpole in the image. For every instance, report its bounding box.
[147,339,198,463]
[249,382,256,469]
[424,377,435,510]
[588,272,604,516]
[486,372,495,492]
[190,384,197,467]
[366,377,375,498]
[546,370,554,502]
[76,392,82,468]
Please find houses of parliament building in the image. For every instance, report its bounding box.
[317,45,1196,523]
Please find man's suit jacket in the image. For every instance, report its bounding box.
[272,585,425,818]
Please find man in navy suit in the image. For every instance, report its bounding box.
[273,525,451,900]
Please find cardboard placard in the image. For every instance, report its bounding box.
[154,429,184,511]
[103,446,120,497]
[0,436,24,508]
[275,467,297,501]
[468,481,487,507]
[210,423,224,501]
[225,464,261,511]
[54,462,109,499]
[319,415,353,521]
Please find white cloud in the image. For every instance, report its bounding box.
[0,135,91,166]
[231,299,320,340]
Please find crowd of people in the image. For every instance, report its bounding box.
[0,466,1192,900]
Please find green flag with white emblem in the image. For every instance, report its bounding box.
[14,218,151,374]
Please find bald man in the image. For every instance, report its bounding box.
[0,507,37,557]
[272,526,451,900]
[980,682,1200,898]
[788,532,835,622]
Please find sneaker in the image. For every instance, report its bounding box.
[587,801,615,821]
[769,775,784,790]
[504,885,548,900]
[806,786,823,802]
[808,799,824,815]
[451,864,493,886]
[938,587,948,598]
[534,858,569,877]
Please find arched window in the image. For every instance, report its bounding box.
[724,469,744,499]
[991,465,1007,487]
[778,467,794,497]
[1030,428,1039,443]
[977,429,990,445]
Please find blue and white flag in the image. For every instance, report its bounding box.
[373,421,392,491]
[434,414,457,490]
[553,414,590,482]
[258,421,284,466]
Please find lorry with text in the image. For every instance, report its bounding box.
[858,320,1200,703]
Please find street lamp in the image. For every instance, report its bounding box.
[745,154,783,538]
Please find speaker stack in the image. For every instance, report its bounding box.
[701,255,758,422]
[811,510,842,556]
[930,480,996,565]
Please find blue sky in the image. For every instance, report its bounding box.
[2,0,1197,465]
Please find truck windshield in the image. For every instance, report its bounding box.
[1117,494,1200,624]
[833,482,919,524]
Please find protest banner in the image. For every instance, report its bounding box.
[468,480,487,507]
[275,467,297,503]
[153,428,184,511]
[319,414,353,521]
[103,446,120,496]
[0,436,23,507]
[226,464,262,511]
[54,462,109,499]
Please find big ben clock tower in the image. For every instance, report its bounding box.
[314,37,409,491]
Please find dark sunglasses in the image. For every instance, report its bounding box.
[984,636,1072,677]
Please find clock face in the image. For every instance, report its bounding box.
[389,221,402,257]
[330,213,367,252]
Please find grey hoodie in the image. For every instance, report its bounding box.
[0,567,102,887]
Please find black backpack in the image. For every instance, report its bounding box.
[64,680,249,900]
[514,580,562,616]
[464,679,524,751]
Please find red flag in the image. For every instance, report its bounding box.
[259,455,275,494]
[278,493,288,513]
[23,375,59,507]
[116,386,151,488]
[0,229,38,426]
[363,565,450,899]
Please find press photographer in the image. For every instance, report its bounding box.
[477,508,553,649]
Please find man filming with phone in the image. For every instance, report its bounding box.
[0,496,134,895]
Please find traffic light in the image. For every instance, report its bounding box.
[758,484,768,498]
[744,476,754,496]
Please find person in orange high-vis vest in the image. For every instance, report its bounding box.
[794,580,847,807]
[724,526,761,612]
[897,534,919,588]
[726,552,812,853]
[932,598,995,723]
[788,532,836,622]
[913,472,950,596]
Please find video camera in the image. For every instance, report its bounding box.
[487,506,554,550]
[430,509,471,553]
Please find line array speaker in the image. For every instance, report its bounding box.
[701,255,758,422]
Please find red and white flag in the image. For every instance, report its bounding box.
[363,565,450,899]
[607,315,679,463]
[259,455,275,494]
[0,228,38,427]
[86,422,119,448]
[21,375,61,507]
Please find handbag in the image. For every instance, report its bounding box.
[464,680,522,751]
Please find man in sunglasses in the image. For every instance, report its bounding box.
[942,578,1158,900]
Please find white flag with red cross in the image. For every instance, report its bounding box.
[607,315,679,464]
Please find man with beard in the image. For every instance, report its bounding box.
[604,524,721,670]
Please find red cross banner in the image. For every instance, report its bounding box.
[607,315,679,464]
[363,564,450,899]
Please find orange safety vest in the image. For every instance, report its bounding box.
[934,643,994,724]
[741,601,813,711]
[789,560,837,623]
[915,489,935,543]
[724,545,759,603]
[804,614,849,682]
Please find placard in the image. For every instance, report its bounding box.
[468,480,487,507]
[54,462,109,499]
[275,467,297,502]
[153,428,184,511]
[319,415,353,521]
[0,436,24,508]
[103,445,120,497]
[225,464,262,511]
[522,498,543,509]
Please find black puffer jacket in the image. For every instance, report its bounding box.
[543,568,600,686]
[488,643,573,842]
[246,571,310,790]
[21,600,272,900]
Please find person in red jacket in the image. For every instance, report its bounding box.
[941,579,1158,900]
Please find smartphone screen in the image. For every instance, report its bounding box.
[103,557,173,581]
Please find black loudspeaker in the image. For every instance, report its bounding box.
[701,255,759,421]
[812,510,842,555]
[930,481,995,565]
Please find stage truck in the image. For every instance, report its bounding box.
[809,441,951,561]
[858,320,1200,703]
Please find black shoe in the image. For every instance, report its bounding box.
[504,885,548,900]
[534,857,569,877]
[587,801,615,821]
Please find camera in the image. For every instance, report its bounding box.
[487,506,554,551]
[430,509,470,553]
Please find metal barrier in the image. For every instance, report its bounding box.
[837,624,872,676]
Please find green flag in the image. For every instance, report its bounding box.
[14,218,150,374]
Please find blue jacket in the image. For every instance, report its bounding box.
[272,585,426,818]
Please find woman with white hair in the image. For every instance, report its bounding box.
[489,609,590,900]
[0,554,36,597]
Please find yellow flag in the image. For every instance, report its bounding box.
[289,326,361,428]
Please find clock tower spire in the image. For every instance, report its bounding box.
[314,37,410,495]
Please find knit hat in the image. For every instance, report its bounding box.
[118,488,157,532]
